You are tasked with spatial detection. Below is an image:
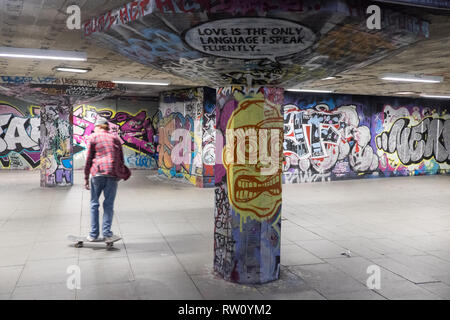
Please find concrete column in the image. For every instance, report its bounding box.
[214,86,284,284]
[40,104,73,187]
[158,87,216,188]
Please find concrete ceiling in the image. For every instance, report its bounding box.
[307,13,450,97]
[0,0,449,98]
[0,0,198,97]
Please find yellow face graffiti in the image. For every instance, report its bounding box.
[223,97,283,222]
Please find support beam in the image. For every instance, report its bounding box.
[214,86,284,284]
[40,104,73,187]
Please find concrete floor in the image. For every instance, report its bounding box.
[0,170,449,300]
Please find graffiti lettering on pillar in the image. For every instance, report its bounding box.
[223,96,283,224]
[213,184,234,276]
[73,105,159,169]
[283,103,379,183]
[214,86,282,283]
[202,89,217,187]
[0,103,41,169]
[158,88,205,185]
[184,18,315,60]
[40,105,73,187]
[158,112,198,181]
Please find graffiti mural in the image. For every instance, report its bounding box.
[73,104,159,170]
[0,97,160,171]
[375,105,450,176]
[40,105,73,187]
[202,87,217,187]
[0,77,124,98]
[0,101,41,169]
[85,0,428,88]
[158,87,215,187]
[0,76,120,88]
[214,86,283,284]
[283,93,450,183]
[0,77,124,112]
[283,103,378,183]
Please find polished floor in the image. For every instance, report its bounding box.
[0,170,449,300]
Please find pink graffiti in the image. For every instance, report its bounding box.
[73,106,157,157]
[73,107,121,146]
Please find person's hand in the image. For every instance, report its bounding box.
[85,179,90,190]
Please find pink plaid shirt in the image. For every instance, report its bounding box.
[84,130,131,181]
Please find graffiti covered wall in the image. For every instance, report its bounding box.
[0,95,41,170]
[202,88,217,187]
[214,86,284,284]
[73,99,160,170]
[40,104,73,187]
[158,87,216,187]
[283,92,450,183]
[0,95,159,171]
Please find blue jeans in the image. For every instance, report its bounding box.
[90,176,118,238]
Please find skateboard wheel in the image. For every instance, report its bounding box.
[75,242,83,248]
[106,243,114,250]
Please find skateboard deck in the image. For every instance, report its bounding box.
[68,235,122,249]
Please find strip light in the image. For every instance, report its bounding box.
[54,67,91,73]
[0,47,87,61]
[286,88,334,93]
[395,91,419,95]
[420,94,450,99]
[381,73,443,84]
[112,80,170,86]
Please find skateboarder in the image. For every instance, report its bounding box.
[84,117,131,242]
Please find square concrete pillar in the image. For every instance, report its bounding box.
[214,87,284,284]
[40,105,73,187]
[158,87,216,187]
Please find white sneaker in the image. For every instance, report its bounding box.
[86,235,97,242]
[104,235,121,243]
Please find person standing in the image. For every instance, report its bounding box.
[84,117,131,242]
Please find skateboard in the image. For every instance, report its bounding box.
[68,235,122,250]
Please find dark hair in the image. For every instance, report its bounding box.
[97,123,109,130]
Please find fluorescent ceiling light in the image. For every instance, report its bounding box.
[420,93,450,99]
[381,73,443,83]
[112,80,170,86]
[395,91,419,95]
[54,67,91,73]
[286,88,334,93]
[0,47,86,61]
